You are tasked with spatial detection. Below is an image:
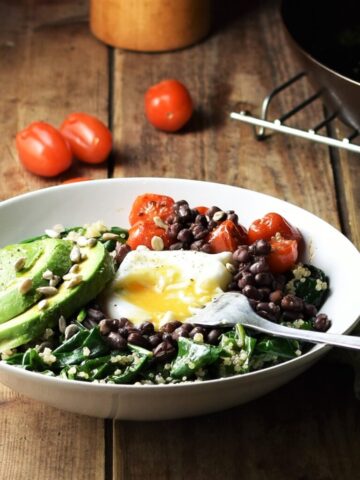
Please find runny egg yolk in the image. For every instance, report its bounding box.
[103,249,233,330]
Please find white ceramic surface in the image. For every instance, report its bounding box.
[0,177,359,420]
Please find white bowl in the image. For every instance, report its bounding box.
[0,178,359,420]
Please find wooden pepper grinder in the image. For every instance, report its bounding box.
[90,0,211,52]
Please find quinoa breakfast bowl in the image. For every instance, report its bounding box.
[0,177,359,420]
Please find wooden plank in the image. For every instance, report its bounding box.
[111,0,340,228]
[0,2,106,479]
[330,123,360,249]
[111,1,355,478]
[0,0,109,201]
[115,363,360,480]
[0,385,105,480]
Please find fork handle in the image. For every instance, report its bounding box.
[243,320,360,350]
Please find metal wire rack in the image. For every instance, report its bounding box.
[230,72,360,154]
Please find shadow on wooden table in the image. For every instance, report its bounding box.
[115,362,360,479]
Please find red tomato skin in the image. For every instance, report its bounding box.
[248,212,302,245]
[16,122,72,177]
[60,113,112,164]
[145,79,193,132]
[127,221,171,250]
[129,193,175,226]
[208,220,248,253]
[267,237,298,273]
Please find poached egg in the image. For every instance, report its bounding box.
[102,249,233,329]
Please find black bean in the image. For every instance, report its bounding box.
[177,228,193,243]
[162,332,175,344]
[173,326,191,340]
[200,243,212,253]
[314,313,331,332]
[139,321,155,336]
[269,289,283,304]
[118,327,129,338]
[119,317,133,328]
[149,334,162,348]
[169,242,184,250]
[99,319,113,335]
[195,214,208,227]
[189,326,206,338]
[173,200,189,211]
[256,302,280,316]
[233,246,251,263]
[257,310,277,322]
[178,205,193,223]
[281,294,304,312]
[192,225,209,240]
[282,311,304,321]
[114,243,131,264]
[207,328,222,345]
[237,272,255,289]
[254,272,273,286]
[242,284,261,300]
[83,318,98,329]
[207,220,217,231]
[160,321,182,333]
[127,332,151,349]
[304,303,318,318]
[106,332,127,350]
[87,307,105,322]
[252,239,271,256]
[168,223,181,240]
[206,206,221,218]
[226,211,238,223]
[250,257,269,274]
[257,287,272,300]
[190,240,204,251]
[153,341,177,362]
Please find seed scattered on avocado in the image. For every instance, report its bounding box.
[14,257,26,272]
[18,278,33,294]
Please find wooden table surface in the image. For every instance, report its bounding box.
[1,1,360,479]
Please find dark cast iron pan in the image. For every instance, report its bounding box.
[281,0,360,130]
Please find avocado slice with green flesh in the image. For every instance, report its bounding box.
[0,241,115,352]
[0,239,73,324]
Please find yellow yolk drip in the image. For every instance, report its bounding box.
[115,265,220,329]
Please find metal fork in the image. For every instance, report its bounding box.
[188,291,360,350]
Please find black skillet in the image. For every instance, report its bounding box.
[281,0,360,130]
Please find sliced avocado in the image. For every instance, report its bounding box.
[0,241,115,352]
[0,239,73,324]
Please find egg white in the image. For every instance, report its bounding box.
[101,249,234,329]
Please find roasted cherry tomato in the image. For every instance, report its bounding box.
[62,177,91,184]
[267,236,298,273]
[60,113,112,164]
[129,193,175,226]
[145,79,193,132]
[16,122,72,177]
[208,220,248,253]
[127,221,171,250]
[248,212,303,246]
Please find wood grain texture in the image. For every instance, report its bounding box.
[114,363,360,480]
[0,0,109,201]
[111,0,340,228]
[0,385,104,480]
[0,2,106,480]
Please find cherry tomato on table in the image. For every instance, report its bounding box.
[127,221,171,250]
[16,121,72,177]
[248,212,303,246]
[267,236,298,273]
[208,220,248,253]
[129,193,175,226]
[60,113,112,164]
[145,79,193,132]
